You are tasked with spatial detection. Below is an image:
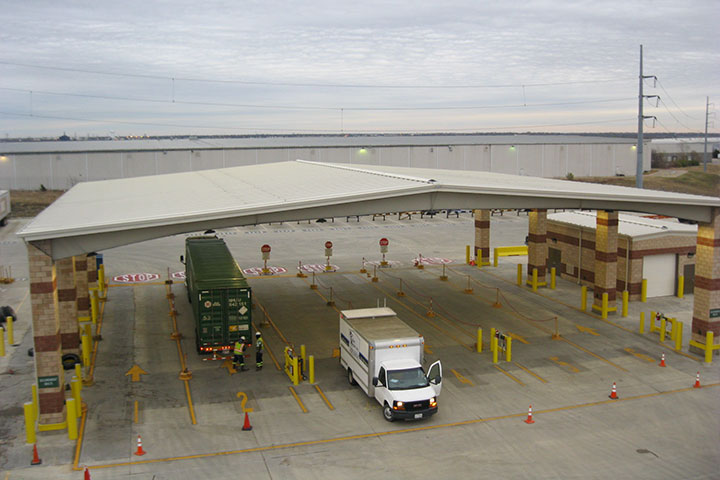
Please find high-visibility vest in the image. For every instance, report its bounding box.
[256,337,264,351]
[234,341,244,355]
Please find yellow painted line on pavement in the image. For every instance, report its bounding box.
[451,368,474,386]
[315,385,335,410]
[549,356,580,373]
[82,383,720,471]
[513,362,548,383]
[559,337,628,372]
[493,365,525,386]
[576,325,600,336]
[424,344,433,355]
[507,332,529,344]
[624,347,655,363]
[289,386,308,413]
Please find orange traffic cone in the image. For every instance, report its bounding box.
[659,353,666,367]
[30,443,42,465]
[609,382,618,400]
[242,411,253,431]
[469,260,476,266]
[524,405,535,424]
[693,371,701,388]
[84,467,91,480]
[134,435,146,456]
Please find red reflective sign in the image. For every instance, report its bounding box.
[379,237,389,247]
[325,241,333,249]
[261,244,271,253]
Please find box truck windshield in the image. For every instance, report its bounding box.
[387,367,429,390]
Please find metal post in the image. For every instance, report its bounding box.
[516,264,522,286]
[581,286,587,311]
[464,275,473,294]
[327,287,335,306]
[90,288,99,323]
[24,403,36,444]
[601,292,608,319]
[440,263,448,281]
[466,245,471,264]
[705,332,714,364]
[552,316,560,340]
[660,317,667,343]
[372,265,378,283]
[310,272,317,289]
[476,328,482,353]
[492,336,498,364]
[66,398,78,440]
[677,275,684,299]
[532,268,538,292]
[637,44,644,189]
[397,278,405,296]
[0,327,4,357]
[622,290,629,317]
[309,355,315,384]
[493,288,501,308]
[639,312,645,334]
[505,337,512,362]
[550,267,556,290]
[6,316,14,345]
[675,321,683,351]
[703,96,709,173]
[641,279,647,302]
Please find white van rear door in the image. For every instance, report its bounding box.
[427,360,442,396]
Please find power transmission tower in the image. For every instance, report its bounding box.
[636,45,657,189]
[703,96,713,173]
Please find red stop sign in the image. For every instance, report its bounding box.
[325,241,333,249]
[379,238,389,247]
[261,244,271,253]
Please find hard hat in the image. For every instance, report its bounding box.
[240,336,246,341]
[256,331,261,337]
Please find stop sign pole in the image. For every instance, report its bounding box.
[379,238,389,266]
[324,241,333,271]
[261,244,271,274]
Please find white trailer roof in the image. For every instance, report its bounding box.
[548,210,698,240]
[17,160,719,259]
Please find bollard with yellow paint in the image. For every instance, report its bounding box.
[621,290,629,318]
[6,315,14,345]
[66,398,78,440]
[550,267,556,290]
[308,355,315,384]
[71,378,82,417]
[531,268,538,292]
[74,363,82,386]
[516,264,522,286]
[660,317,667,343]
[581,286,587,311]
[675,321,683,351]
[24,402,36,444]
[601,292,609,319]
[465,245,471,264]
[677,275,684,299]
[650,311,657,332]
[669,318,678,342]
[492,336,498,364]
[90,288,99,324]
[0,327,4,357]
[300,344,306,373]
[31,384,38,421]
[505,336,512,362]
[82,322,92,340]
[641,279,647,302]
[639,312,645,334]
[706,332,714,364]
[98,264,106,298]
[476,327,483,353]
[81,333,91,366]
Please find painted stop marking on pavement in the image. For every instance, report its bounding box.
[113,273,161,283]
[172,271,186,280]
[299,263,339,273]
[414,257,453,265]
[242,266,288,276]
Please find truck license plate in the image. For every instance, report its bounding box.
[414,413,423,419]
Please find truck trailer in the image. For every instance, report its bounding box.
[339,307,442,422]
[182,236,252,354]
[0,190,10,226]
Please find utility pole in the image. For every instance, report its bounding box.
[636,45,657,189]
[703,96,709,173]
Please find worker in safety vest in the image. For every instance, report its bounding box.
[255,331,264,370]
[234,336,248,371]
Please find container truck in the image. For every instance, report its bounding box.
[0,190,10,226]
[181,235,252,354]
[339,307,442,422]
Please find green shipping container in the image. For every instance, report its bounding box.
[184,236,251,353]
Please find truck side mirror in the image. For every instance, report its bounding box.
[180,255,185,265]
[372,377,379,387]
[431,375,441,384]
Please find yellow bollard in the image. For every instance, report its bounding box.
[669,318,677,342]
[292,356,299,385]
[6,316,14,345]
[308,355,315,384]
[622,290,629,317]
[675,321,683,351]
[490,328,496,347]
[639,312,645,334]
[641,279,647,302]
[660,317,667,343]
[98,264,106,297]
[550,267,556,290]
[492,336,498,364]
[466,245,471,265]
[532,268,538,292]
[71,378,82,417]
[32,384,38,421]
[706,332,714,364]
[505,336,512,362]
[650,311,657,332]
[74,363,83,386]
[494,250,500,267]
[24,402,36,444]
[82,322,92,340]
[81,334,91,366]
[581,286,587,311]
[300,344,306,371]
[0,327,4,357]
[66,398,78,440]
[90,288,99,324]
[601,292,608,319]
[516,264,522,286]
[476,327,483,353]
[677,275,684,299]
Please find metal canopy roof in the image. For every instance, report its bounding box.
[548,210,698,240]
[17,160,719,260]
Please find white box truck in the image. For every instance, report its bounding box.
[339,307,442,422]
[0,190,10,226]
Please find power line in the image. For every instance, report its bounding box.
[0,86,634,112]
[656,78,700,120]
[0,60,633,90]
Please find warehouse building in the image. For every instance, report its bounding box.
[0,134,649,190]
[546,210,697,300]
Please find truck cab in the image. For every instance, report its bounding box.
[372,358,442,421]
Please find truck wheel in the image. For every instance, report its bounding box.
[383,403,395,422]
[61,353,81,370]
[347,368,357,386]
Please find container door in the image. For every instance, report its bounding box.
[427,360,443,396]
[198,290,224,346]
[225,287,251,344]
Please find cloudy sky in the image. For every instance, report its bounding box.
[1,0,718,138]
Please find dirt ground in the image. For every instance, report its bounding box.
[9,190,65,218]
